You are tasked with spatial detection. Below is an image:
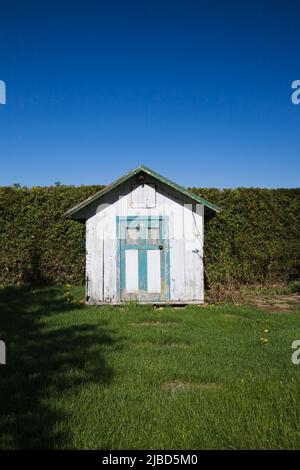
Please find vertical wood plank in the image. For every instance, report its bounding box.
[125,250,139,292]
[147,250,161,293]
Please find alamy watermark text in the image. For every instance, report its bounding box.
[291,80,300,105]
[0,340,6,365]
[292,340,300,365]
[0,80,6,104]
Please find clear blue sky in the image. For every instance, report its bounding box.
[0,0,299,188]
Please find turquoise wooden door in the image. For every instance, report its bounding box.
[117,216,170,302]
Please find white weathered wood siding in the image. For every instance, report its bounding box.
[85,177,204,304]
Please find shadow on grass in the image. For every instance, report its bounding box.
[0,286,116,449]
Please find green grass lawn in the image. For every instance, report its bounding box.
[0,285,300,449]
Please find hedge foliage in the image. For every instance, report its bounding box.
[192,187,300,285]
[0,185,102,286]
[0,185,299,286]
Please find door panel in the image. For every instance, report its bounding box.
[147,250,161,293]
[118,216,169,302]
[125,250,139,293]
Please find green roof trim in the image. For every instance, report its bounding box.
[65,164,221,218]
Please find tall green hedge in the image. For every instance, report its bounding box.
[0,186,102,286]
[0,186,299,286]
[192,187,300,285]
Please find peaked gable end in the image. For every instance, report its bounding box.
[65,165,221,220]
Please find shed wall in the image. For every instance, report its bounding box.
[85,179,204,303]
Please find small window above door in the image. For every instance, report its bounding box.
[131,184,156,208]
[126,226,140,244]
[148,226,160,244]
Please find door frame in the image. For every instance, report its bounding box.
[116,215,170,303]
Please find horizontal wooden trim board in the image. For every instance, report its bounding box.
[86,301,204,306]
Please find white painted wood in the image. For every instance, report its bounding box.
[131,184,156,208]
[166,193,186,301]
[183,203,204,301]
[147,250,161,293]
[169,239,186,301]
[84,175,205,304]
[125,250,139,293]
[104,238,117,302]
[86,217,104,303]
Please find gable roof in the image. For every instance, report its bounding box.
[65,164,221,219]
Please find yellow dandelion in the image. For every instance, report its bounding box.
[260,337,269,344]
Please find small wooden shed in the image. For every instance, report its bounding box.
[66,165,220,304]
